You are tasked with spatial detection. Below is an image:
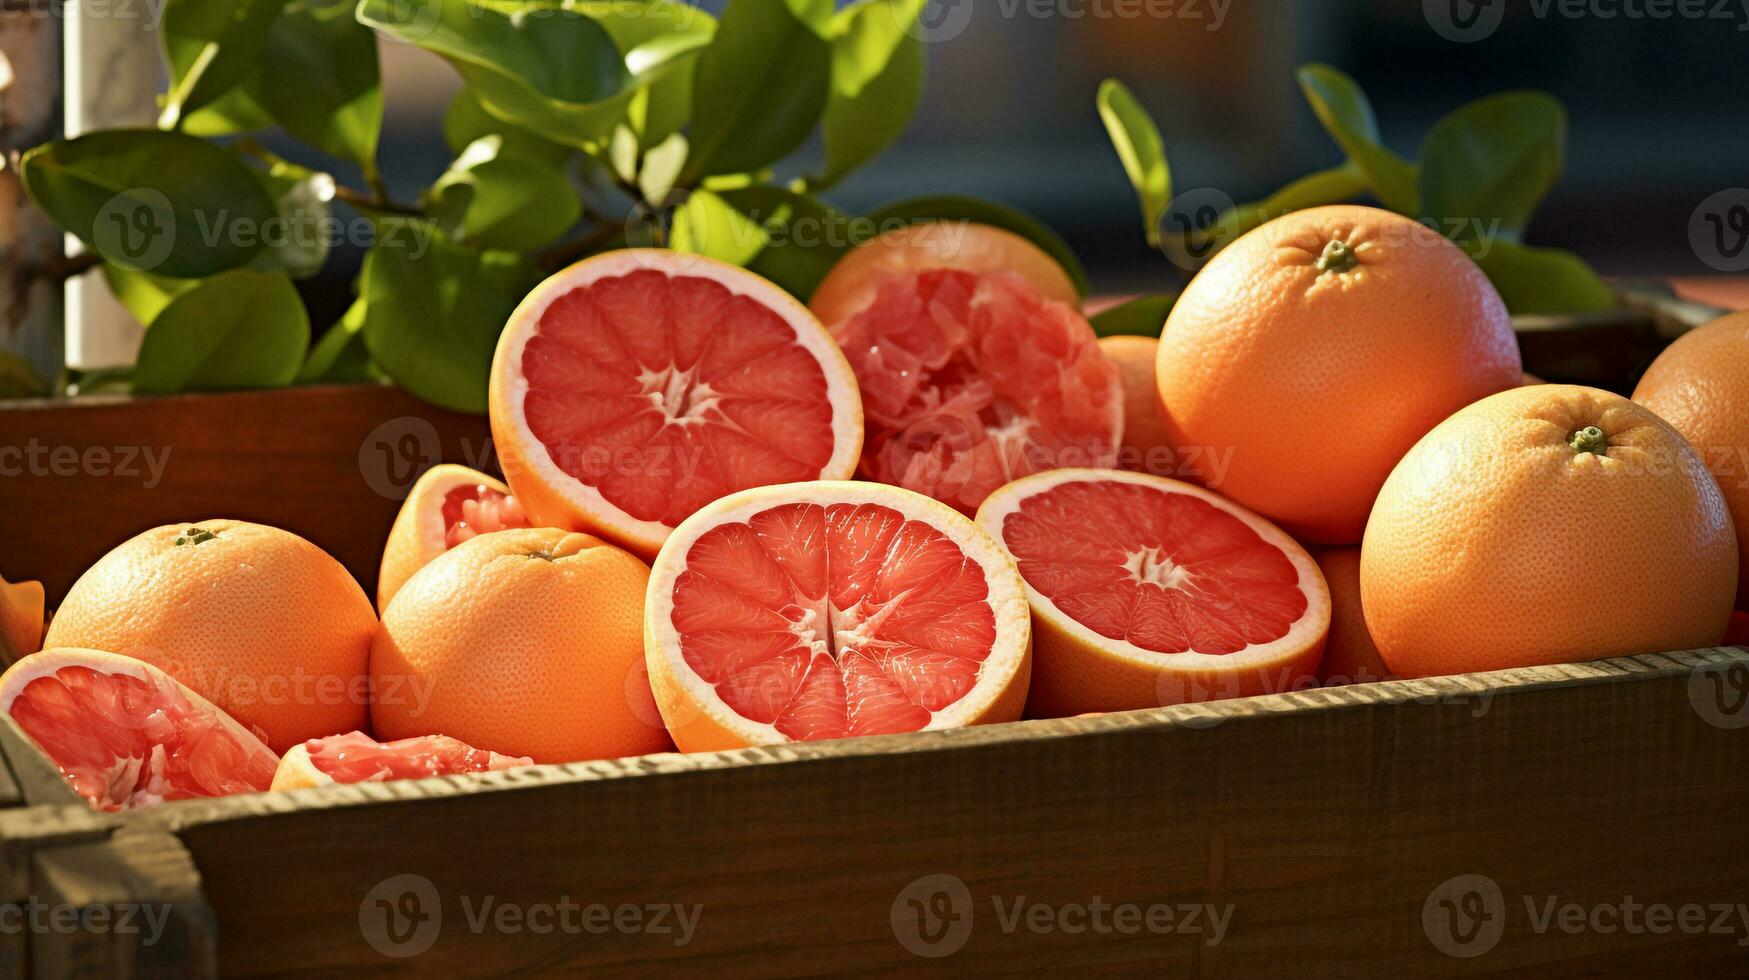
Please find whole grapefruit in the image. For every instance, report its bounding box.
[1156,205,1522,544]
[1362,385,1738,677]
[372,527,673,763]
[43,521,375,752]
[1098,334,1179,477]
[1311,547,1391,686]
[1632,311,1749,608]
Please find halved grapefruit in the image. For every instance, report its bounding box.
[271,731,533,791]
[975,469,1330,716]
[377,464,529,612]
[645,481,1032,752]
[489,250,864,559]
[811,226,1123,515]
[0,648,277,811]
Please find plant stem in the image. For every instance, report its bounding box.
[40,252,102,281]
[332,184,424,218]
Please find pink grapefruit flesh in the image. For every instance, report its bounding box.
[492,251,863,559]
[299,731,530,784]
[441,483,528,548]
[825,269,1122,515]
[0,650,277,811]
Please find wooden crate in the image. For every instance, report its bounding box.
[0,289,1744,976]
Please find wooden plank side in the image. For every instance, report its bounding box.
[0,714,84,810]
[127,649,1749,977]
[0,385,493,603]
[29,832,216,979]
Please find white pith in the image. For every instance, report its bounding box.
[646,481,1031,745]
[975,468,1330,669]
[495,250,865,553]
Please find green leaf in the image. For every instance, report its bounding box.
[1186,162,1368,265]
[818,0,926,188]
[1296,64,1419,214]
[357,0,631,149]
[573,0,719,149]
[717,186,855,299]
[297,297,379,383]
[249,0,381,170]
[1418,90,1565,242]
[102,266,201,326]
[133,269,309,393]
[670,189,768,267]
[160,0,289,129]
[358,225,536,413]
[445,87,574,167]
[429,136,582,250]
[1089,294,1176,338]
[1096,79,1170,250]
[180,86,276,137]
[681,0,832,184]
[866,195,1092,296]
[1471,241,1614,315]
[20,129,278,277]
[248,161,336,279]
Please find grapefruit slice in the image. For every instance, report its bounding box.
[271,731,533,791]
[0,648,277,811]
[810,222,1080,327]
[377,464,529,612]
[975,469,1330,715]
[811,229,1123,515]
[645,481,1032,752]
[0,572,45,665]
[489,250,864,559]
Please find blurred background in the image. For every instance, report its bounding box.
[346,0,1749,295]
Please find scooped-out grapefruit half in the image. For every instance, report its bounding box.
[489,250,864,560]
[271,731,533,791]
[377,464,529,612]
[811,225,1123,515]
[0,648,277,811]
[645,481,1032,752]
[975,469,1330,716]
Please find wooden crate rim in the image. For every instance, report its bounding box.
[113,644,1749,836]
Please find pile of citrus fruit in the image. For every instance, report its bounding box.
[2,205,1744,812]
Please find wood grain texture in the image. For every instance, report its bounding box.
[0,385,494,604]
[108,647,1749,977]
[30,832,216,979]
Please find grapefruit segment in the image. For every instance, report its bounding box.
[490,251,863,559]
[271,731,533,791]
[976,469,1329,715]
[378,464,530,613]
[816,247,1122,515]
[646,481,1032,751]
[0,648,278,811]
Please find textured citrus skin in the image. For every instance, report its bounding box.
[377,464,514,613]
[976,470,1329,716]
[372,527,673,763]
[1099,334,1177,476]
[1157,205,1522,544]
[1632,312,1749,608]
[810,222,1079,327]
[43,521,374,753]
[1311,548,1391,685]
[1362,385,1738,678]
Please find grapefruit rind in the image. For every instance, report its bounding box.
[975,468,1330,713]
[0,647,278,810]
[645,480,1032,751]
[490,250,866,559]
